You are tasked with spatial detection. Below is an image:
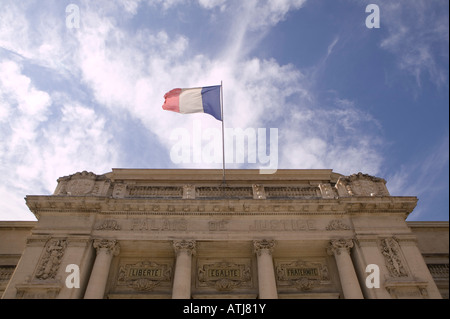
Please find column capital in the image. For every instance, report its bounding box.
[93,239,120,256]
[173,240,196,256]
[253,239,276,256]
[327,238,354,256]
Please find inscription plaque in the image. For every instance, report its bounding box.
[117,261,172,292]
[197,261,252,291]
[276,260,330,291]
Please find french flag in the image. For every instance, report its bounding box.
[162,85,222,121]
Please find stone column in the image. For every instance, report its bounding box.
[84,239,120,299]
[254,239,278,299]
[327,239,364,299]
[172,240,196,299]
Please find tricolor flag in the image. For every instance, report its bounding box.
[162,85,222,121]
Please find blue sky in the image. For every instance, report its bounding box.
[0,0,448,221]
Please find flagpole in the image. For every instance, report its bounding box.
[220,81,226,186]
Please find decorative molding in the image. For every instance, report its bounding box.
[253,239,276,256]
[35,239,67,280]
[173,240,196,256]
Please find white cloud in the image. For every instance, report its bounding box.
[0,0,390,220]
[379,0,449,87]
[0,58,117,220]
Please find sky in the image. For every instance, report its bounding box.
[0,0,448,222]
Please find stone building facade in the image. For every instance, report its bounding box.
[0,169,448,299]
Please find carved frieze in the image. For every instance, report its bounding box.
[35,239,67,280]
[380,237,408,278]
[197,261,252,291]
[117,261,173,292]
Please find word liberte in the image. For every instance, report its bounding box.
[170,120,278,174]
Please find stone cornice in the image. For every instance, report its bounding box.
[25,195,418,217]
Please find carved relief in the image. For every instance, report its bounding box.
[336,172,390,197]
[326,219,351,231]
[35,239,67,280]
[117,261,173,292]
[197,261,252,291]
[96,219,121,230]
[380,237,408,278]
